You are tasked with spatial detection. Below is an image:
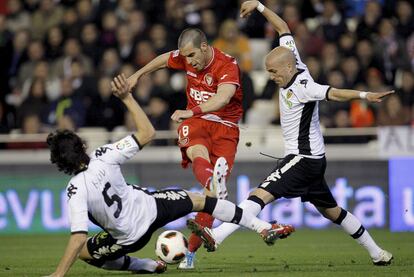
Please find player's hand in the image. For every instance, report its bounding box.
[171,109,193,123]
[111,74,131,100]
[366,90,394,103]
[126,74,139,92]
[240,1,260,18]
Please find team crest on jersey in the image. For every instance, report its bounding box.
[178,137,189,147]
[116,138,132,150]
[204,73,213,86]
[282,92,293,109]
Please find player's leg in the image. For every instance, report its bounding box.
[79,231,166,273]
[211,188,274,244]
[179,122,236,267]
[187,191,293,248]
[211,155,303,246]
[184,144,216,257]
[306,159,393,267]
[316,204,393,265]
[177,120,217,265]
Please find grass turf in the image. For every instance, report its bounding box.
[0,229,412,277]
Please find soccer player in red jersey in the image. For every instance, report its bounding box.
[125,28,243,268]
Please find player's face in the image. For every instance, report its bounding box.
[179,42,208,71]
[266,62,288,86]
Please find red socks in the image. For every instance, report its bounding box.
[189,157,214,252]
[192,157,213,189]
[188,212,215,252]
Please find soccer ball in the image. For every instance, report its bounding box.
[155,230,188,264]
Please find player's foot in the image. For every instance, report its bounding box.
[372,250,393,266]
[177,250,195,269]
[211,157,229,199]
[260,222,295,246]
[186,219,218,252]
[132,260,167,274]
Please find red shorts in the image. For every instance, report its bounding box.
[177,118,239,170]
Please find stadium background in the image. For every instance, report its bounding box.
[0,0,413,237]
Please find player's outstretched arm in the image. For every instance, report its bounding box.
[112,74,156,146]
[327,88,395,103]
[43,233,87,277]
[240,1,290,34]
[126,52,171,92]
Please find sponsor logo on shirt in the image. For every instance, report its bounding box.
[204,73,214,86]
[189,88,215,104]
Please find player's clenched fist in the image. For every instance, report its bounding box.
[240,1,260,18]
[111,74,131,99]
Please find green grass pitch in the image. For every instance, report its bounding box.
[1,229,413,277]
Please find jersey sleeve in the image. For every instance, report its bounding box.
[217,60,241,88]
[67,180,89,233]
[93,135,141,165]
[167,50,186,70]
[279,33,307,70]
[295,79,331,103]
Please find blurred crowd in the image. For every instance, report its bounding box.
[0,0,413,145]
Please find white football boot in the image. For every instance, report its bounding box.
[372,250,393,266]
[211,157,229,199]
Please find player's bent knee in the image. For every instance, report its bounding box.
[249,188,275,205]
[316,206,341,221]
[187,191,206,211]
[79,242,93,261]
[186,144,210,161]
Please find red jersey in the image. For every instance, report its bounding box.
[167,47,243,123]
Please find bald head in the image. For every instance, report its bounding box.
[265,46,298,87]
[265,46,296,67]
[178,28,207,49]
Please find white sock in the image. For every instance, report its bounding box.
[128,257,158,272]
[339,211,382,259]
[101,256,157,272]
[212,199,270,234]
[212,199,262,244]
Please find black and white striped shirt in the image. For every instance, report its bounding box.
[278,34,330,158]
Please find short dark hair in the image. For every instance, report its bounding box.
[47,129,90,175]
[177,28,207,49]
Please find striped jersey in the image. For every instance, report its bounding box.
[278,33,330,158]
